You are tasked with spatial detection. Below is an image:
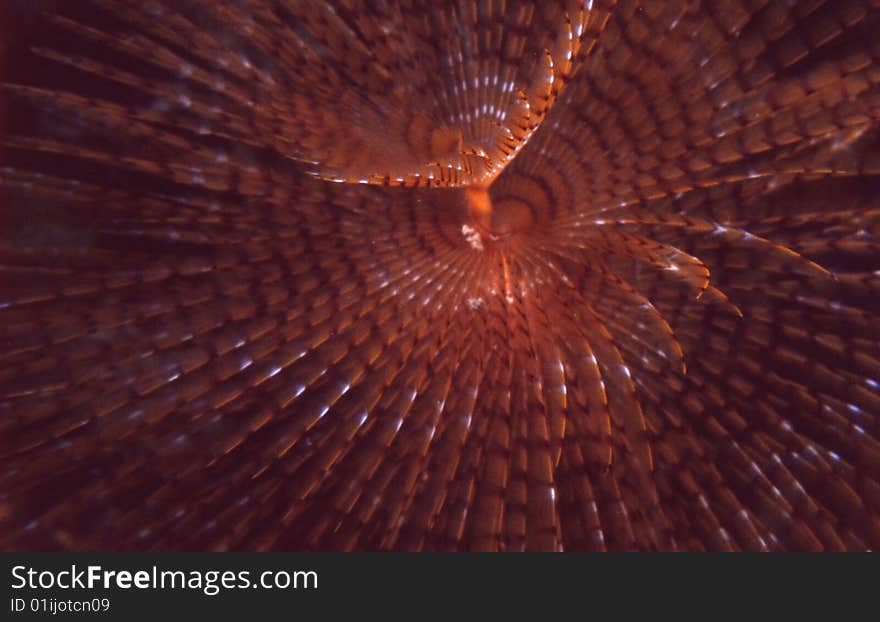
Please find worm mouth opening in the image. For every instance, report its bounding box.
[465,185,537,242]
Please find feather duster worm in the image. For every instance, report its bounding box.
[1,0,880,551]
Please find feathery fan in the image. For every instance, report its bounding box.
[1,0,880,551]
